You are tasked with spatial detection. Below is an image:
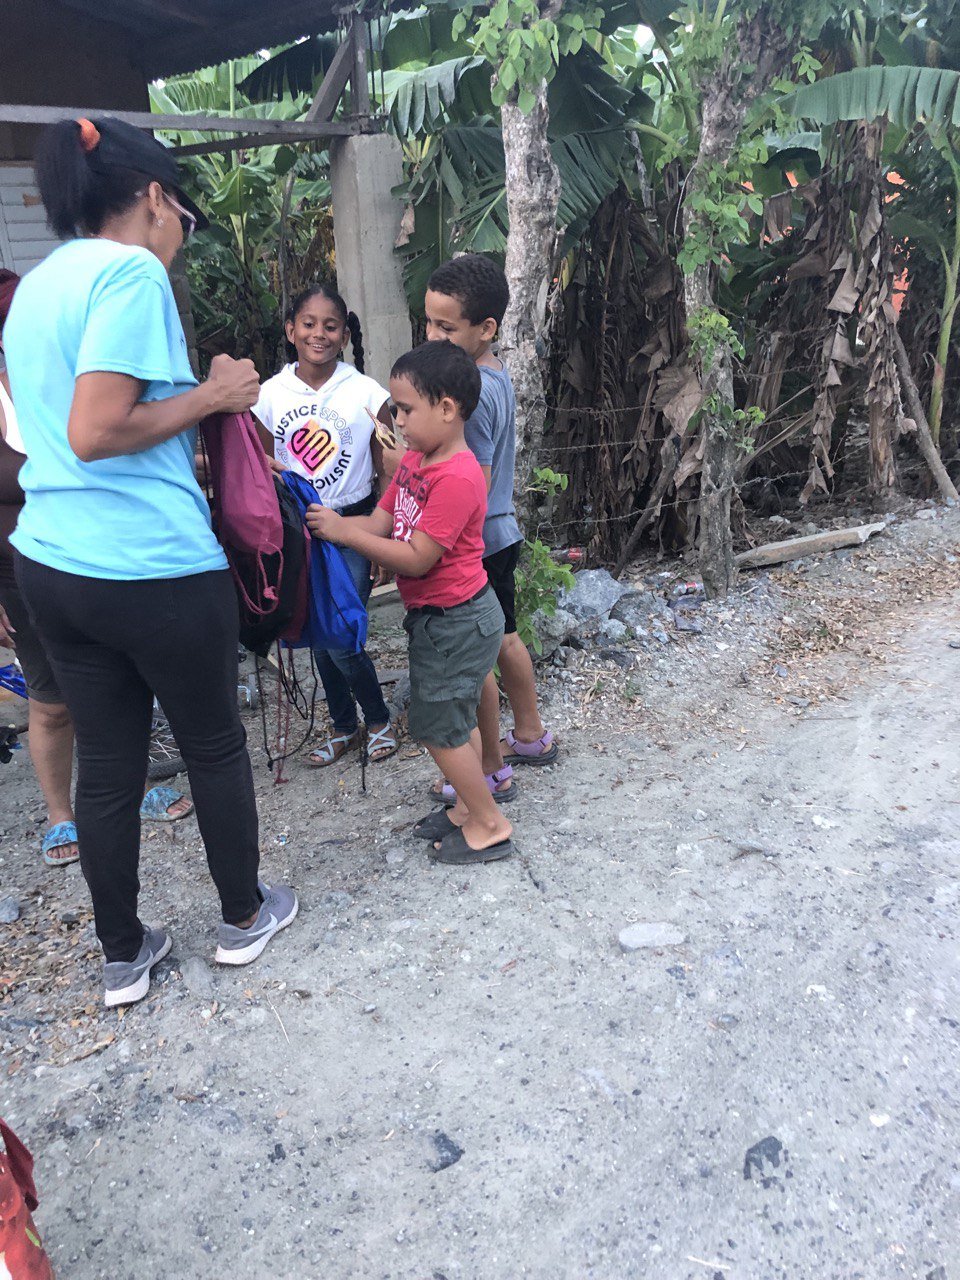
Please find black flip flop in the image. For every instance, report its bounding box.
[428,828,515,865]
[413,809,459,842]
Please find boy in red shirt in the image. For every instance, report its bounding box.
[307,341,513,865]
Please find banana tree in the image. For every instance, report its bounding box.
[152,62,333,372]
[784,65,960,448]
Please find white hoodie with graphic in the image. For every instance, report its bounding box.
[253,362,389,508]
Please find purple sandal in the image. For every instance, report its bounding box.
[501,728,558,766]
[428,765,517,807]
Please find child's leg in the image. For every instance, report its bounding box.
[497,630,546,745]
[426,738,512,851]
[477,672,506,776]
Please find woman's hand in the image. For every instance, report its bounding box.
[306,505,345,543]
[0,606,15,649]
[205,354,261,415]
[267,456,286,475]
[373,566,394,589]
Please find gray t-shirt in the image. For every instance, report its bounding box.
[464,363,523,557]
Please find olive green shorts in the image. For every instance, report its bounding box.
[404,587,505,749]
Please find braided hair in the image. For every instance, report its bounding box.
[285,283,365,374]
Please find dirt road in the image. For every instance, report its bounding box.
[1,535,958,1279]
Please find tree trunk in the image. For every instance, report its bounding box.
[681,8,793,598]
[853,121,900,496]
[500,84,561,534]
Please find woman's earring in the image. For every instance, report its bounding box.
[157,218,165,229]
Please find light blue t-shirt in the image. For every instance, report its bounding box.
[464,363,523,557]
[3,239,227,580]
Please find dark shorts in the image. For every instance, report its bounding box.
[0,582,63,704]
[404,586,505,749]
[483,540,522,636]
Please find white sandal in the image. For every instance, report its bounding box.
[366,723,398,763]
[307,732,359,768]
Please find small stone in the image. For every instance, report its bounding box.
[388,917,420,933]
[599,648,632,669]
[917,508,937,520]
[612,589,672,633]
[179,956,215,1000]
[773,663,789,678]
[618,922,686,951]
[385,847,407,866]
[715,1013,739,1030]
[559,569,630,621]
[0,896,20,925]
[319,890,354,913]
[362,1003,377,1015]
[949,641,960,650]
[532,607,579,661]
[597,618,628,646]
[694,809,708,823]
[59,910,81,927]
[429,1131,464,1172]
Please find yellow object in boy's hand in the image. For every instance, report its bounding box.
[305,504,343,542]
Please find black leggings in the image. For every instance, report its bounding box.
[15,555,260,962]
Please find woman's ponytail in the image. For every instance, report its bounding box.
[34,118,143,238]
[346,311,365,375]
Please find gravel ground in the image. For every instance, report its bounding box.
[1,502,959,1280]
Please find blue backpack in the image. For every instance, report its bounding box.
[280,472,368,654]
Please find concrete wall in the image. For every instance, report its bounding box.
[330,133,413,391]
[0,0,149,162]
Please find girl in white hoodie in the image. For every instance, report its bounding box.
[253,285,402,766]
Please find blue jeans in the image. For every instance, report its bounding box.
[314,544,390,734]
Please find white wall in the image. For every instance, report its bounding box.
[0,165,62,276]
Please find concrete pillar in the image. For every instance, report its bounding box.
[330,133,412,391]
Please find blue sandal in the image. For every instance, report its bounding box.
[140,786,193,823]
[41,821,80,868]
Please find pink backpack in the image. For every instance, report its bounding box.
[200,412,308,654]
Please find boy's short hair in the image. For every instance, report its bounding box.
[427,254,510,327]
[391,341,482,420]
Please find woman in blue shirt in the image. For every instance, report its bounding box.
[3,117,297,1007]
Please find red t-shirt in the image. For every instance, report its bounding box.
[378,449,488,609]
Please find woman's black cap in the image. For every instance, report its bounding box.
[80,116,208,231]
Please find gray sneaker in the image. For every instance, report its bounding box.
[214,880,298,966]
[103,926,172,1008]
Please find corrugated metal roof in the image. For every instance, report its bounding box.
[56,0,352,78]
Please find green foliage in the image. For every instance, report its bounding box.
[782,65,960,133]
[515,538,575,653]
[702,394,765,455]
[453,0,604,111]
[531,466,569,497]
[514,467,574,652]
[687,306,745,367]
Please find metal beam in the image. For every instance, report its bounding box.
[304,21,357,123]
[0,104,358,138]
[172,122,360,158]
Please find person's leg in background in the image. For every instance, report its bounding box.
[15,558,155,962]
[0,584,77,861]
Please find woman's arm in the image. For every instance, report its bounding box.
[306,505,442,578]
[67,354,260,463]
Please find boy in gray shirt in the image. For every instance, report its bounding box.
[424,254,557,804]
